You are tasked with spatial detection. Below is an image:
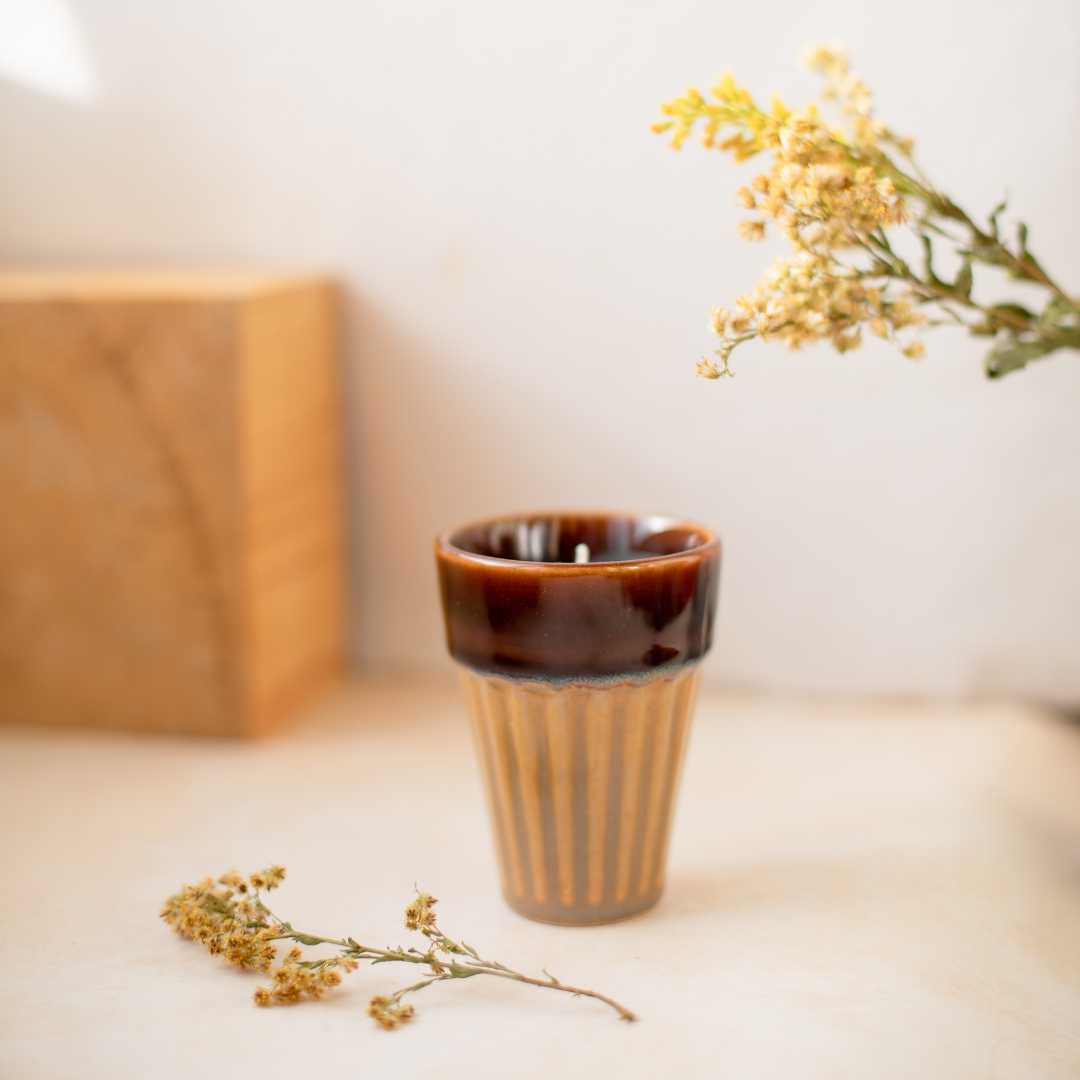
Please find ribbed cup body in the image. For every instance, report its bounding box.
[463,664,701,925]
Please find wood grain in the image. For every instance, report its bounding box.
[0,271,346,736]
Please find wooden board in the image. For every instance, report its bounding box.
[0,271,346,735]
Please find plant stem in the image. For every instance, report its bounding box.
[465,964,638,1022]
[267,919,637,1023]
[886,160,1072,301]
[390,975,448,1003]
[935,195,1071,301]
[854,235,1043,336]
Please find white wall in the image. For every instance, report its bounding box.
[3,0,1078,700]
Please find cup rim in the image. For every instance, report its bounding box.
[435,509,721,573]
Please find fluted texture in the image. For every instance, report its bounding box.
[462,665,700,924]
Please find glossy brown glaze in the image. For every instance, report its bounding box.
[435,512,721,680]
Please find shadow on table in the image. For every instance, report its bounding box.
[657,857,863,923]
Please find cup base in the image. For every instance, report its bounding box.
[503,887,663,927]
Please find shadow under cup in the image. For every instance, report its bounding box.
[436,512,720,925]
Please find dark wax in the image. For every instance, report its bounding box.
[435,512,721,679]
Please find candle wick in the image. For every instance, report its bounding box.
[574,543,590,564]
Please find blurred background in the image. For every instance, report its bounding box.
[2,0,1078,707]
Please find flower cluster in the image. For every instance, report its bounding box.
[367,995,417,1031]
[736,156,903,251]
[697,250,925,378]
[254,949,357,1006]
[160,867,285,972]
[802,45,911,153]
[403,892,438,934]
[654,47,933,373]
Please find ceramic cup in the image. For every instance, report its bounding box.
[435,511,720,925]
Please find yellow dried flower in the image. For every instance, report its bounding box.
[696,358,729,379]
[737,219,766,242]
[160,873,278,973]
[404,892,439,933]
[368,995,416,1031]
[735,186,756,209]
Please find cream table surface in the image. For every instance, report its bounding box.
[3,678,1080,1080]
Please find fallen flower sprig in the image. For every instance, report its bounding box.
[161,867,637,1029]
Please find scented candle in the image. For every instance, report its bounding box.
[436,512,720,924]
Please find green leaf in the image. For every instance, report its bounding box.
[919,234,939,283]
[988,196,1007,238]
[1016,221,1030,256]
[1038,295,1076,326]
[989,302,1034,321]
[954,258,973,299]
[984,340,1052,379]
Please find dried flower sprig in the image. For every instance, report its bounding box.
[653,46,1079,379]
[161,867,637,1030]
